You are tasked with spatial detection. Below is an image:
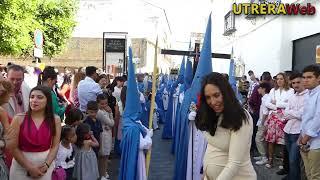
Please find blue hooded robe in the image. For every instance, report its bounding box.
[171,57,193,154]
[173,14,212,180]
[119,47,147,180]
[162,58,185,139]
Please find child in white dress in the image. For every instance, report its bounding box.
[55,126,77,180]
[96,94,114,179]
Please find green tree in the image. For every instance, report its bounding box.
[36,0,78,58]
[0,0,40,56]
[0,0,78,58]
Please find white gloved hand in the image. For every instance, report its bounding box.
[188,111,197,121]
[147,129,153,137]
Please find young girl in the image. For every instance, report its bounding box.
[96,94,114,179]
[73,123,99,180]
[64,108,83,128]
[55,126,77,180]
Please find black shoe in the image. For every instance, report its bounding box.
[276,169,288,175]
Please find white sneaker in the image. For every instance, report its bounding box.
[101,177,108,180]
[255,157,268,165]
[253,156,262,160]
[279,165,284,170]
[105,173,110,179]
[265,163,272,169]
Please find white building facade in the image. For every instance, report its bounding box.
[211,0,320,77]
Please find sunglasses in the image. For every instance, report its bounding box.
[16,93,23,106]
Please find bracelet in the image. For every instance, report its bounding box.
[45,162,50,168]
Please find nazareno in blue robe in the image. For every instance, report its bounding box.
[119,47,148,180]
[119,114,147,180]
[162,80,179,139]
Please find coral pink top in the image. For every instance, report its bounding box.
[19,115,52,152]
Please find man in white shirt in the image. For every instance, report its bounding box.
[283,72,308,180]
[299,65,320,180]
[78,66,103,112]
[255,82,271,165]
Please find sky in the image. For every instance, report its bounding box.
[152,0,229,72]
[74,0,213,48]
[143,0,213,48]
[73,0,230,73]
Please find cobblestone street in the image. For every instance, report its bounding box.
[109,125,286,180]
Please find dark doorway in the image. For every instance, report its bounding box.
[292,33,320,72]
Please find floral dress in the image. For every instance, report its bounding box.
[72,87,80,109]
[264,88,294,145]
[264,109,286,145]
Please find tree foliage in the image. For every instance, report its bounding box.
[0,0,78,58]
[0,0,39,56]
[36,0,78,58]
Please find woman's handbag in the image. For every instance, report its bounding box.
[52,166,66,180]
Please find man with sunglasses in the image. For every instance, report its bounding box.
[4,64,30,118]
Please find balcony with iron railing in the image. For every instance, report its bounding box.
[223,10,237,36]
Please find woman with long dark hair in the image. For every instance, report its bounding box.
[38,66,66,120]
[9,85,61,179]
[70,71,85,109]
[195,72,256,180]
[60,74,72,104]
